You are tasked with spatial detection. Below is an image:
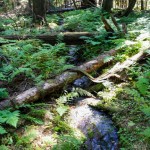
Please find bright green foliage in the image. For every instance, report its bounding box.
[56,105,69,117]
[0,145,9,150]
[57,87,95,104]
[18,103,49,125]
[141,128,150,139]
[63,8,102,32]
[0,110,20,134]
[52,135,82,150]
[0,88,8,100]
[0,40,73,83]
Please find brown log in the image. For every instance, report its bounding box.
[0,32,96,45]
[0,49,117,110]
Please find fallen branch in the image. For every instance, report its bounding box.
[67,44,150,83]
[0,32,97,45]
[0,49,117,110]
[94,46,150,82]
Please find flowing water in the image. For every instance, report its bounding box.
[67,46,118,150]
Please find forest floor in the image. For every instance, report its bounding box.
[0,8,150,150]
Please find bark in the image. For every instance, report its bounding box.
[141,0,144,10]
[102,0,113,12]
[32,0,47,24]
[101,15,114,33]
[0,32,97,45]
[121,0,137,17]
[94,47,150,82]
[110,14,121,32]
[72,0,78,9]
[81,0,96,8]
[0,49,118,110]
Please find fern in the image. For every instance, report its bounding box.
[140,127,150,139]
[57,87,95,104]
[21,115,44,125]
[0,110,20,134]
[141,107,150,117]
[0,126,7,134]
[0,110,20,128]
[0,88,9,100]
[135,77,149,95]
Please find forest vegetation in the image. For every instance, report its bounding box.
[0,0,150,149]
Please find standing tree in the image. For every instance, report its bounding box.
[102,0,113,12]
[32,0,47,24]
[121,0,137,16]
[141,0,144,10]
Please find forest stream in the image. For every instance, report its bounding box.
[66,46,118,150]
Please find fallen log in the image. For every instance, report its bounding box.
[65,43,150,83]
[0,49,117,110]
[0,32,97,45]
[95,46,150,82]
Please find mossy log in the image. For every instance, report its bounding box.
[0,49,117,110]
[0,32,97,45]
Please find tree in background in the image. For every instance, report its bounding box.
[121,0,137,16]
[32,0,47,24]
[102,0,113,12]
[141,0,144,10]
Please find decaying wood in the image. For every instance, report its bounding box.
[95,47,150,82]
[67,45,150,83]
[0,49,117,110]
[0,32,97,45]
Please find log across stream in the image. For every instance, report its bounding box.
[63,46,118,149]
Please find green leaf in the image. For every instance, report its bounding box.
[22,115,44,125]
[141,127,150,139]
[0,126,7,134]
[56,105,69,116]
[0,110,20,127]
[0,145,9,150]
[0,88,9,99]
[135,77,149,95]
[5,110,20,127]
[128,121,135,127]
[104,56,114,63]
[141,107,150,117]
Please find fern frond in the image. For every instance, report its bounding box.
[57,87,95,104]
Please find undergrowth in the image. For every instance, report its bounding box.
[96,55,150,149]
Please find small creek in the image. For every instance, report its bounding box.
[67,46,119,150]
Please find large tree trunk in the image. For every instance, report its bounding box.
[121,0,137,16]
[102,0,113,12]
[0,49,118,110]
[0,32,97,45]
[32,0,47,24]
[141,0,144,10]
[81,0,96,8]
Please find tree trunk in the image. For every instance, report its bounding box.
[102,0,113,12]
[0,32,97,45]
[0,49,118,110]
[122,0,136,17]
[81,0,96,8]
[141,0,144,10]
[32,0,47,24]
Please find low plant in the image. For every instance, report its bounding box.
[0,110,20,135]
